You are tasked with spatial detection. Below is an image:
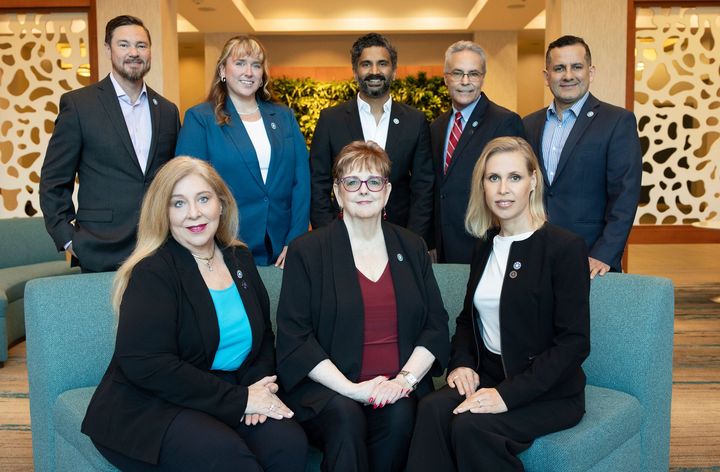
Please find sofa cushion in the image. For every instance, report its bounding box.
[519,385,642,471]
[53,387,118,471]
[0,261,77,304]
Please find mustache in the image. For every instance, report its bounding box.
[363,74,387,82]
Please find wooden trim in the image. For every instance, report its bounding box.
[628,225,720,244]
[0,0,90,8]
[626,1,636,110]
[88,0,98,83]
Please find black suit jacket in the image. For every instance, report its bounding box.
[81,239,275,464]
[309,98,434,241]
[431,94,525,263]
[449,224,590,409]
[40,75,180,272]
[523,94,642,271]
[276,220,450,421]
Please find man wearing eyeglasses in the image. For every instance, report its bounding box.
[432,41,525,263]
[310,33,434,243]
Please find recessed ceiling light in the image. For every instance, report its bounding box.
[198,6,215,11]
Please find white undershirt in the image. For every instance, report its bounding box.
[357,94,391,149]
[243,118,271,183]
[473,230,535,354]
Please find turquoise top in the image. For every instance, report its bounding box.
[209,284,252,371]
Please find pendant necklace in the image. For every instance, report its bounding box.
[191,245,216,272]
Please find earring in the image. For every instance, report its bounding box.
[339,208,344,220]
[383,208,388,220]
[221,76,226,83]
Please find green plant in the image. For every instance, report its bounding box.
[273,73,450,146]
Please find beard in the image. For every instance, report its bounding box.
[357,73,391,98]
[114,58,151,82]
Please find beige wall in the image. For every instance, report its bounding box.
[178,50,205,121]
[544,0,628,108]
[517,48,546,117]
[473,30,519,112]
[96,0,179,104]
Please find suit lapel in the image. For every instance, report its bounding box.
[329,220,364,378]
[445,95,489,178]
[345,98,365,142]
[222,98,265,188]
[96,75,142,174]
[554,94,600,182]
[384,101,404,160]
[433,110,452,175]
[146,86,161,172]
[259,102,281,188]
[533,111,551,189]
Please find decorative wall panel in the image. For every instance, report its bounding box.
[634,6,720,225]
[0,13,90,218]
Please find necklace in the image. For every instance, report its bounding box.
[237,106,259,116]
[191,245,216,272]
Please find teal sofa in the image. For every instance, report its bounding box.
[0,217,78,367]
[25,267,674,471]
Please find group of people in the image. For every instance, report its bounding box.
[36,13,642,472]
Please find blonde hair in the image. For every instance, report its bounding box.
[464,136,546,238]
[112,157,242,313]
[208,35,274,126]
[332,141,391,181]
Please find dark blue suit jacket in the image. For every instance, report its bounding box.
[176,100,310,265]
[523,94,642,271]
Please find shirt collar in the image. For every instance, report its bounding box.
[357,94,392,114]
[546,91,590,120]
[109,72,147,105]
[453,94,483,123]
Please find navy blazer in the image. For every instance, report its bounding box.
[523,94,642,271]
[176,100,310,265]
[430,94,525,263]
[449,224,590,409]
[40,74,180,271]
[81,239,275,464]
[276,220,450,421]
[309,98,434,242]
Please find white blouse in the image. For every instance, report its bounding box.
[243,118,272,183]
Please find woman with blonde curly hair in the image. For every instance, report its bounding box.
[82,157,307,471]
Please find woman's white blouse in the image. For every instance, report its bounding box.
[243,117,272,183]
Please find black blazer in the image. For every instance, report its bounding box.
[40,75,180,272]
[431,94,525,263]
[81,239,274,464]
[309,98,434,242]
[276,220,450,421]
[449,224,590,410]
[523,94,642,271]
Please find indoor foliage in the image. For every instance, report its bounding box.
[273,72,449,146]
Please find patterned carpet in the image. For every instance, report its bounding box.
[1,283,719,470]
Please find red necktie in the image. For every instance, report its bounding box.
[444,111,463,174]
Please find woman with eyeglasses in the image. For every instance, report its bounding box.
[276,141,450,472]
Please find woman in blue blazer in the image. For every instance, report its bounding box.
[176,35,309,267]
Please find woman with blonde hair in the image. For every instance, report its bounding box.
[176,35,309,268]
[81,157,307,471]
[407,136,590,471]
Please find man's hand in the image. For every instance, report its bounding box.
[588,257,610,279]
[66,242,77,258]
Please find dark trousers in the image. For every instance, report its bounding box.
[301,394,417,472]
[406,350,584,472]
[95,408,308,472]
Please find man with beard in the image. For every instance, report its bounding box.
[310,33,434,241]
[40,15,179,272]
[432,41,524,263]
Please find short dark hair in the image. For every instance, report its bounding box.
[546,35,591,65]
[105,15,151,46]
[350,33,398,71]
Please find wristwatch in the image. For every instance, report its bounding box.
[398,370,418,390]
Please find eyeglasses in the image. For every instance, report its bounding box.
[445,70,484,82]
[336,175,388,192]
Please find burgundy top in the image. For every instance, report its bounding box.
[357,263,400,381]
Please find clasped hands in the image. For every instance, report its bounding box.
[348,375,412,409]
[244,375,294,426]
[447,367,507,414]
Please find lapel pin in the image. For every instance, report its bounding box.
[509,270,518,279]
[513,261,522,270]
[236,270,243,279]
[152,98,158,106]
[472,121,478,128]
[270,122,277,129]
[397,253,404,262]
[587,111,594,117]
[393,118,400,124]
